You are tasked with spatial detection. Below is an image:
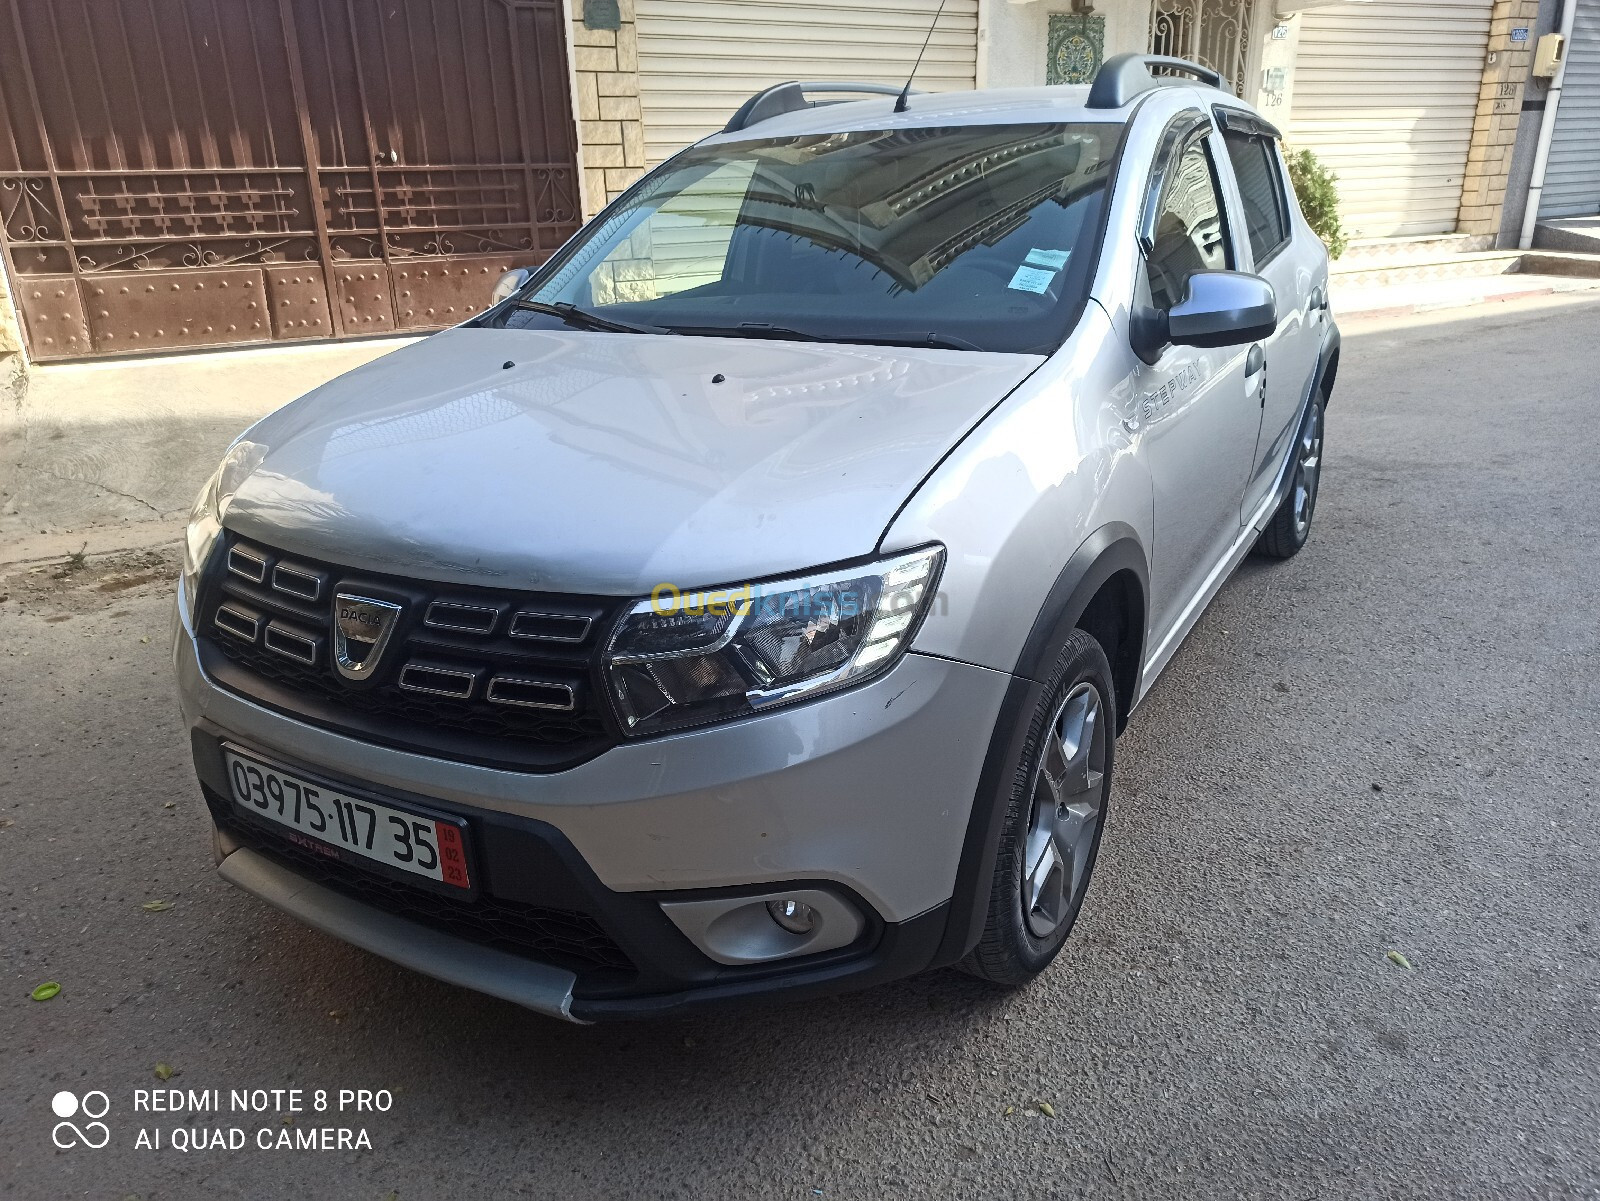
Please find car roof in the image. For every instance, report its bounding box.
[697,81,1254,147]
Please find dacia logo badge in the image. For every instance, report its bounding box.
[331,592,402,682]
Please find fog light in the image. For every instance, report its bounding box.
[767,898,817,935]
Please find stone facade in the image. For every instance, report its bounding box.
[1457,0,1543,235]
[0,261,21,358]
[568,0,648,218]
[0,259,24,404]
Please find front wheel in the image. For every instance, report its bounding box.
[960,629,1116,986]
[1256,394,1325,560]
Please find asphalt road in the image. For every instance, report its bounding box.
[4,296,1598,1200]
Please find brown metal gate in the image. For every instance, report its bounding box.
[0,0,580,361]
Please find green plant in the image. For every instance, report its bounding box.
[1282,146,1347,260]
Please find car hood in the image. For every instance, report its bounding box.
[224,327,1042,594]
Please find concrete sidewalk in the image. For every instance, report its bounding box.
[0,337,414,563]
[1331,268,1600,319]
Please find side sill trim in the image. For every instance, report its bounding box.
[217,847,585,1023]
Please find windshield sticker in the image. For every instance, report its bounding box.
[1008,265,1057,294]
[1024,248,1071,270]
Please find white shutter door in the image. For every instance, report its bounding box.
[1540,0,1600,218]
[636,0,979,166]
[1290,0,1494,238]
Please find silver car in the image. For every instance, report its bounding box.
[174,55,1339,1021]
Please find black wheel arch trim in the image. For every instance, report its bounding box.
[1316,323,1341,405]
[930,523,1149,968]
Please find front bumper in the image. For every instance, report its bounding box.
[176,588,1011,1019]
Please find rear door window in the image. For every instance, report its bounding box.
[1222,132,1291,265]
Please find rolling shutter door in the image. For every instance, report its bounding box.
[635,0,979,166]
[1290,0,1493,238]
[1539,0,1600,218]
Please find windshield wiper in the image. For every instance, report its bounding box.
[675,322,986,352]
[896,332,985,352]
[510,299,671,336]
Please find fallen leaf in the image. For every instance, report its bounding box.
[282,1115,295,1127]
[1037,1101,1056,1118]
[139,636,151,644]
[0,818,13,828]
[30,981,61,1002]
[1386,950,1413,970]
[154,1062,176,1081]
[328,1009,348,1020]
[141,900,175,913]
[1003,1105,1015,1117]
[162,802,176,809]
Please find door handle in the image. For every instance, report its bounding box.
[1245,344,1265,375]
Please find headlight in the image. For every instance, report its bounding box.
[604,546,944,737]
[179,440,264,623]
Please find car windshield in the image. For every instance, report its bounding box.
[498,122,1122,355]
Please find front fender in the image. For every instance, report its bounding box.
[883,303,1153,679]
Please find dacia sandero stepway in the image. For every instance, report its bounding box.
[175,54,1340,1021]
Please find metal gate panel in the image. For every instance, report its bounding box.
[1540,0,1600,218]
[1149,0,1258,98]
[0,0,580,361]
[83,268,270,352]
[1289,1,1494,238]
[263,265,337,340]
[636,0,980,166]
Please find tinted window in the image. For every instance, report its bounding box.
[511,123,1123,354]
[1145,137,1231,311]
[1223,132,1290,263]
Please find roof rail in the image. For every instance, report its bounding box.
[1086,54,1224,109]
[723,81,918,133]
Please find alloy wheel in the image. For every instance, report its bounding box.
[1022,681,1108,939]
[1292,403,1324,539]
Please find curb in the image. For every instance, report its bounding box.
[1337,285,1566,323]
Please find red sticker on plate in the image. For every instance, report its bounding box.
[434,822,472,889]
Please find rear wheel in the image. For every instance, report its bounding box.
[1257,394,1325,560]
[961,629,1115,986]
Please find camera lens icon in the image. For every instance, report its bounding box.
[50,1090,110,1149]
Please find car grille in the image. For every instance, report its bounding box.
[197,533,623,770]
[212,801,636,980]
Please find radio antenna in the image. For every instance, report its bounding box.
[894,0,951,113]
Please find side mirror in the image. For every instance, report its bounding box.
[1130,270,1277,363]
[490,267,532,307]
[1167,271,1277,348]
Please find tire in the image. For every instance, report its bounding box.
[960,628,1116,986]
[1256,392,1326,560]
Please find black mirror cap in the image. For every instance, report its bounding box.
[1167,271,1277,348]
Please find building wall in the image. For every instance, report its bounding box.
[0,263,20,360]
[567,0,648,217]
[1458,0,1546,236]
[1496,0,1564,243]
[983,0,1154,89]
[0,258,23,403]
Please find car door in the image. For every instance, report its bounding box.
[1217,114,1324,521]
[1135,117,1260,644]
